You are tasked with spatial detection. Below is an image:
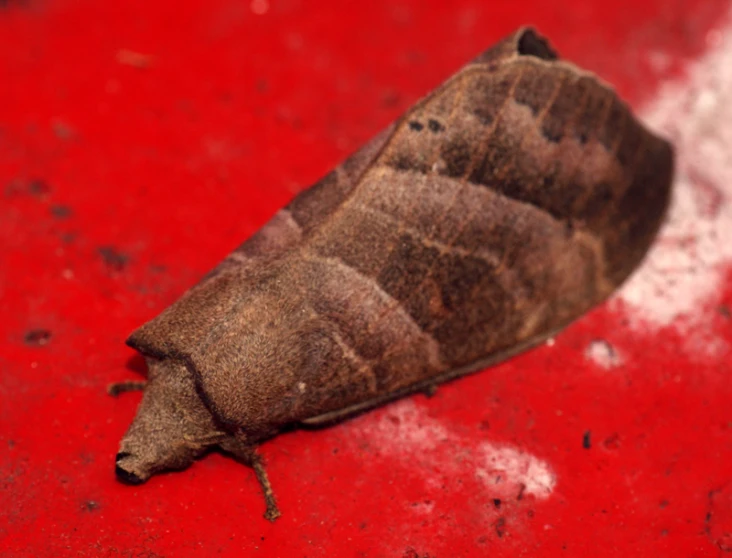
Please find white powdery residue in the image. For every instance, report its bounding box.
[614,16,732,358]
[356,399,450,454]
[351,399,556,500]
[475,443,556,500]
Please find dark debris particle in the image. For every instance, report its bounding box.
[517,483,526,500]
[28,179,51,197]
[98,246,130,271]
[427,119,444,133]
[24,329,51,347]
[493,498,502,509]
[494,516,506,538]
[0,0,31,8]
[603,432,621,450]
[582,430,592,449]
[52,120,76,140]
[60,232,77,244]
[82,500,100,512]
[719,305,730,319]
[402,548,433,558]
[409,120,424,132]
[659,499,669,508]
[50,205,73,219]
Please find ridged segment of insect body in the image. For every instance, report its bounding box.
[114,27,674,521]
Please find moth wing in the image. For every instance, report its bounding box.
[126,26,550,360]
[300,325,562,426]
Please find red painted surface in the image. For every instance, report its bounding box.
[1,0,731,556]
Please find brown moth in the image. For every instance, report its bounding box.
[114,27,674,520]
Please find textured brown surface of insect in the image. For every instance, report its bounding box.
[114,27,674,520]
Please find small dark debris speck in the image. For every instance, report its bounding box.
[28,179,50,197]
[493,498,502,509]
[24,329,51,347]
[494,516,506,538]
[52,120,76,140]
[659,499,669,509]
[719,305,730,319]
[427,119,444,133]
[517,483,526,501]
[603,432,621,450]
[60,232,77,244]
[50,205,73,219]
[98,246,130,271]
[82,500,100,512]
[582,430,592,449]
[409,121,424,131]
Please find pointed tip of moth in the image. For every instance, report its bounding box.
[115,452,147,485]
[514,27,558,61]
[471,26,559,67]
[115,464,146,485]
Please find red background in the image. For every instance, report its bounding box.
[1,0,731,556]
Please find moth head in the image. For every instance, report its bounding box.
[115,358,225,485]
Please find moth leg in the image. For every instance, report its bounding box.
[222,439,281,522]
[107,380,147,397]
[251,452,281,522]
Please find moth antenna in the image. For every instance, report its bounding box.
[107,380,147,397]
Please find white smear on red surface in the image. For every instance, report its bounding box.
[353,399,556,501]
[615,15,732,358]
[585,339,623,370]
[475,443,556,499]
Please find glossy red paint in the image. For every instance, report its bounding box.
[1,1,731,556]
